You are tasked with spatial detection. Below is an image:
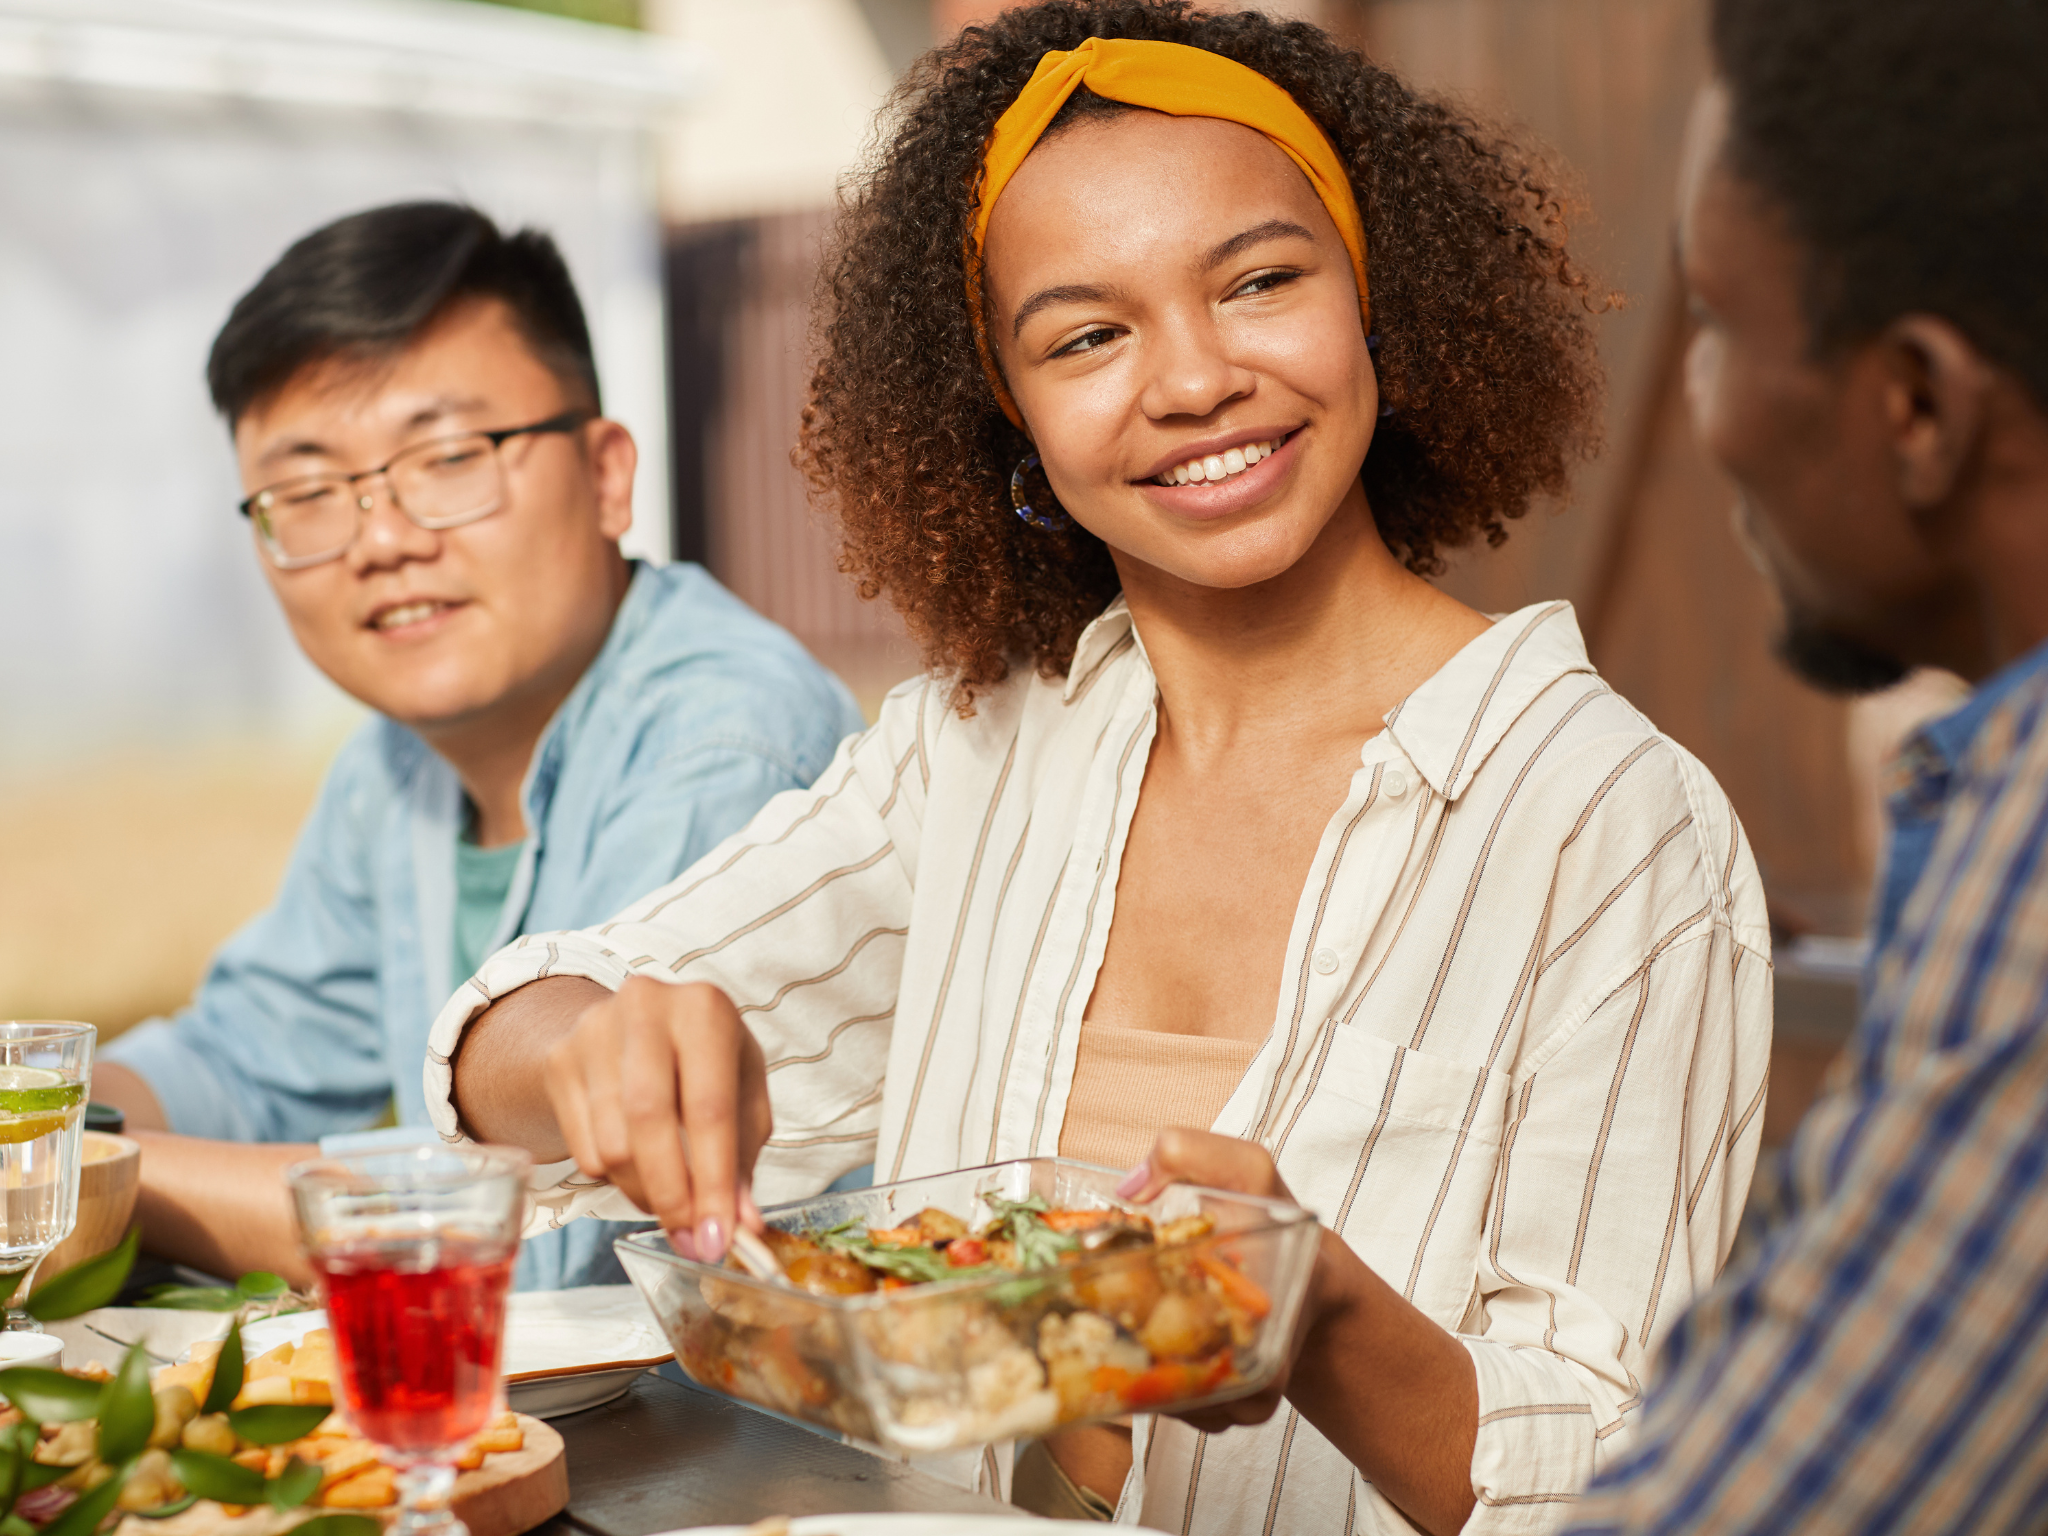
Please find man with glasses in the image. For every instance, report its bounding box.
[92,202,864,1289]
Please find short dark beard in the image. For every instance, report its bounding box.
[1774,606,1911,695]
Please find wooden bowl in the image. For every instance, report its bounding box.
[34,1131,140,1291]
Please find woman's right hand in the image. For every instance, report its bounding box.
[542,976,771,1263]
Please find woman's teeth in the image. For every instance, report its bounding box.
[1155,437,1285,487]
[374,601,445,630]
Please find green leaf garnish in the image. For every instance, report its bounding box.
[264,1455,323,1512]
[24,1227,139,1322]
[235,1274,289,1302]
[0,1427,25,1519]
[132,1494,200,1519]
[227,1404,332,1446]
[93,1344,156,1466]
[38,1465,127,1536]
[0,1368,102,1424]
[985,1193,1079,1273]
[1,1421,68,1502]
[0,1511,35,1536]
[16,1463,67,1495]
[0,1275,24,1313]
[288,1517,384,1536]
[811,1222,1003,1285]
[168,1448,265,1505]
[202,1319,245,1416]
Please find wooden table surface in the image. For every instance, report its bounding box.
[524,1370,1011,1534]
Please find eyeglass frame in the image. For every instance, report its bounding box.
[236,410,591,570]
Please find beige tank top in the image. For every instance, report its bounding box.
[1057,1021,1261,1173]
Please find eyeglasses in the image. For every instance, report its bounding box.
[238,411,588,570]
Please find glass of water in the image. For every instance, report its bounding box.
[0,1023,93,1330]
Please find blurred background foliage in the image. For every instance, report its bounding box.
[476,0,642,28]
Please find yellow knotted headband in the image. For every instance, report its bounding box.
[967,36,1372,429]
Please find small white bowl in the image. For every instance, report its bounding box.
[0,1332,64,1369]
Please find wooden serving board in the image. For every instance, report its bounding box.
[107,1416,566,1536]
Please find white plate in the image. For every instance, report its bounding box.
[232,1285,673,1419]
[668,1519,1064,1534]
[47,1308,235,1372]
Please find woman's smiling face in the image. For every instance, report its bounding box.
[982,109,1377,591]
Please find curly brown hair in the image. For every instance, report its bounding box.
[799,0,1603,705]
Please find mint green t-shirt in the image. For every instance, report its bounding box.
[453,837,526,988]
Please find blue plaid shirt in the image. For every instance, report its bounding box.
[1564,638,2048,1534]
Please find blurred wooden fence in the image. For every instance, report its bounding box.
[1343,0,1869,935]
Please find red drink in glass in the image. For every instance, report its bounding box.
[289,1143,529,1536]
[315,1235,517,1455]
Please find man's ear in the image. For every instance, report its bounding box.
[584,418,638,542]
[1884,315,1995,513]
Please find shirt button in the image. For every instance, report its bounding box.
[1312,948,1340,975]
[1384,769,1409,800]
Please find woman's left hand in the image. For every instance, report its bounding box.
[1123,1127,1479,1536]
[1116,1127,1359,1434]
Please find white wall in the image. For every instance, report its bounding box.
[649,0,894,221]
[0,1,684,773]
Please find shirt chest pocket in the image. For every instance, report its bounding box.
[1273,1024,1511,1326]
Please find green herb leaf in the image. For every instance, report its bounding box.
[288,1517,385,1536]
[0,1275,23,1312]
[2,1419,66,1500]
[0,1368,102,1424]
[0,1429,24,1518]
[1,1511,35,1536]
[134,1285,240,1312]
[24,1227,139,1322]
[131,1494,200,1519]
[38,1464,127,1536]
[985,1193,1078,1273]
[264,1455,323,1512]
[202,1319,245,1416]
[94,1344,156,1466]
[17,1461,67,1494]
[235,1273,289,1302]
[168,1448,265,1505]
[811,1224,1003,1286]
[226,1405,332,1446]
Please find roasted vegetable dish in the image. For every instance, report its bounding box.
[663,1192,1283,1451]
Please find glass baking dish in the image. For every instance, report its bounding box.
[615,1157,1319,1455]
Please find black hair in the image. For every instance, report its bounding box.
[206,202,601,425]
[1711,0,2048,406]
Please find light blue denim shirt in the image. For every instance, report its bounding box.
[108,562,864,1289]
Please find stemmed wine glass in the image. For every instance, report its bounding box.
[0,1022,94,1331]
[287,1144,530,1536]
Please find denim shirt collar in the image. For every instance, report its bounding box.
[1889,643,2048,812]
[1874,636,2048,956]
[410,562,653,1009]
[517,561,654,846]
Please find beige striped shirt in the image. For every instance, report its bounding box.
[425,598,1773,1534]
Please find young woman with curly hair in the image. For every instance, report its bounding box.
[438,4,1773,1530]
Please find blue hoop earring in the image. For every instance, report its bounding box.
[1365,333,1394,417]
[1011,452,1069,530]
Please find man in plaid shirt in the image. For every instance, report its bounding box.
[1564,0,2048,1530]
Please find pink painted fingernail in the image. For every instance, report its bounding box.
[1116,1161,1151,1199]
[695,1215,729,1264]
[666,1228,701,1261]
